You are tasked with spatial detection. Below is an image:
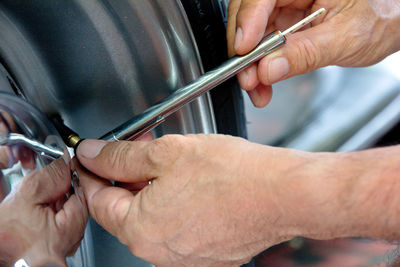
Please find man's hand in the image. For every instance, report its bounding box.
[77,135,400,266]
[227,0,400,107]
[0,159,88,267]
[77,135,303,266]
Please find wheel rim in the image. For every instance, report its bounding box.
[0,1,217,266]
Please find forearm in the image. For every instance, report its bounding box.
[337,146,400,239]
[258,145,400,242]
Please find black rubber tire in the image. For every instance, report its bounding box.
[180,0,247,138]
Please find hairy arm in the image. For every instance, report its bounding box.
[266,145,400,242]
[77,134,400,265]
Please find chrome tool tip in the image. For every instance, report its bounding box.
[282,8,326,36]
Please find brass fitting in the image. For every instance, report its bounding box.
[67,134,82,149]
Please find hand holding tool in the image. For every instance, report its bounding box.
[20,8,326,152]
[99,8,326,142]
[0,9,327,155]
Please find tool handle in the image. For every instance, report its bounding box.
[101,31,286,141]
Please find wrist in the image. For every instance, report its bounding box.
[339,146,400,239]
[21,247,66,267]
[250,146,324,243]
[286,151,364,240]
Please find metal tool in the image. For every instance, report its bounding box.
[0,9,327,155]
[0,132,64,159]
[98,8,326,142]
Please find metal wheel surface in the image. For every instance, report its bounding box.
[0,0,246,266]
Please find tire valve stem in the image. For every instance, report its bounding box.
[50,114,83,150]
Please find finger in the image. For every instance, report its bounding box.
[77,165,134,239]
[273,6,308,32]
[234,0,277,55]
[227,0,242,57]
[12,145,36,170]
[116,181,149,192]
[77,139,157,183]
[54,194,68,213]
[136,132,154,142]
[257,21,335,85]
[55,194,88,246]
[276,0,314,9]
[66,238,84,257]
[21,158,71,204]
[247,84,273,108]
[237,64,259,91]
[0,147,10,169]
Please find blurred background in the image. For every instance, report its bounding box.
[245,51,400,152]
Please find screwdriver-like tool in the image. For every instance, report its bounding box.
[62,8,326,148]
[100,8,326,142]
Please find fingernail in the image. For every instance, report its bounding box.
[77,139,107,159]
[234,27,243,52]
[238,70,248,89]
[268,57,290,83]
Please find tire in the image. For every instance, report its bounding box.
[180,0,247,138]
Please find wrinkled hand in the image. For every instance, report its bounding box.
[77,134,309,266]
[0,159,88,267]
[77,135,400,266]
[227,0,400,107]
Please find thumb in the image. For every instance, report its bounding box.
[257,22,336,85]
[232,0,276,55]
[76,139,158,183]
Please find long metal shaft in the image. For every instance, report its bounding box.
[99,8,326,141]
[101,31,285,141]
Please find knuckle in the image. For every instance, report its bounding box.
[105,142,133,172]
[22,159,69,196]
[113,196,132,228]
[21,172,41,195]
[48,159,70,182]
[146,135,184,168]
[294,38,321,73]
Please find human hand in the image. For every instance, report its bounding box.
[0,159,88,267]
[227,0,400,107]
[75,134,367,266]
[77,134,400,266]
[77,134,305,266]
